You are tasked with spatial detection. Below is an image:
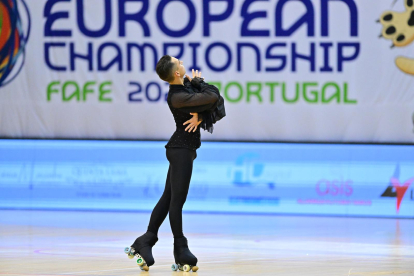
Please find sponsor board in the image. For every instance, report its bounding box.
[0,140,413,217]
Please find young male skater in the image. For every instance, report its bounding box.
[124,55,221,272]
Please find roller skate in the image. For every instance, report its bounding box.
[171,236,199,272]
[124,231,158,271]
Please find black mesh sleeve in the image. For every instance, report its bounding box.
[170,90,218,109]
[177,101,217,114]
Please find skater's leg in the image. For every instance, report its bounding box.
[167,148,196,238]
[128,160,172,267]
[147,165,172,235]
[166,148,198,268]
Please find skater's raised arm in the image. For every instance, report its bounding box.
[170,90,218,109]
[171,71,220,111]
[176,101,218,115]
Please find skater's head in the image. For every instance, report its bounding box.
[156,55,186,84]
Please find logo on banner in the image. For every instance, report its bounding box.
[0,0,30,87]
[378,0,414,76]
[380,164,414,212]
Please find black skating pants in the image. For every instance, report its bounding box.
[147,147,197,238]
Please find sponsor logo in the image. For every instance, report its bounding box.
[297,178,372,206]
[315,179,353,196]
[0,0,30,87]
[231,153,279,205]
[232,152,275,189]
[380,164,414,212]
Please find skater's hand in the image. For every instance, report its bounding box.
[184,113,202,132]
[192,69,202,79]
[185,69,204,82]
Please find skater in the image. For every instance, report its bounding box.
[124,55,224,272]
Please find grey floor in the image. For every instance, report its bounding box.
[0,210,413,275]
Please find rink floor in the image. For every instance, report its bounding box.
[0,210,413,276]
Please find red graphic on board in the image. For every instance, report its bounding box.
[390,177,414,212]
[380,164,414,213]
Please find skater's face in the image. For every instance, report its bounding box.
[171,56,186,80]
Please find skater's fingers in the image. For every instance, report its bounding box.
[183,120,190,125]
[192,69,195,77]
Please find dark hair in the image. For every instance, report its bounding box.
[156,55,176,82]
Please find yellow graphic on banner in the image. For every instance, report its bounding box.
[379,0,414,75]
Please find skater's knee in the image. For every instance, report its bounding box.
[170,197,187,209]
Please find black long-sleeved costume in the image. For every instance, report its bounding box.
[147,78,220,239]
[165,77,219,150]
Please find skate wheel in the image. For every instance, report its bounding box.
[142,265,149,271]
[183,264,191,272]
[127,254,134,259]
[136,258,144,266]
[192,266,199,272]
[178,264,183,271]
[124,247,131,254]
[171,264,178,271]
